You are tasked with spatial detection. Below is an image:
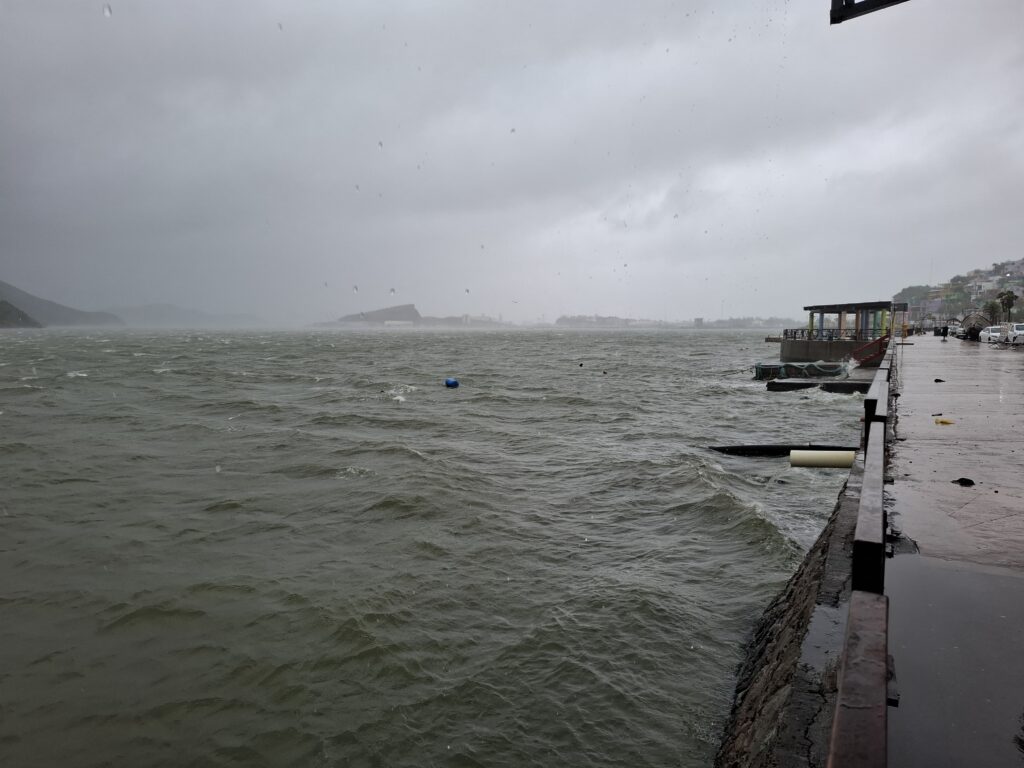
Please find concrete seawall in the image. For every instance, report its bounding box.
[781,339,863,364]
[715,465,862,767]
[716,346,895,767]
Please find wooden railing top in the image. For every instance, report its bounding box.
[852,427,886,595]
[827,591,889,768]
[829,335,896,766]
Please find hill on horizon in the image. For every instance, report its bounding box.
[0,280,123,327]
[0,299,43,328]
[333,304,422,324]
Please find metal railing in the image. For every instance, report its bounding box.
[781,328,886,342]
[851,334,891,364]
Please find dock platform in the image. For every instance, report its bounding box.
[767,366,876,393]
[887,335,1024,766]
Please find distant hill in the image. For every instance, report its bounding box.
[0,280,123,326]
[0,299,42,328]
[892,257,1024,322]
[328,304,423,324]
[105,303,265,328]
[317,304,507,328]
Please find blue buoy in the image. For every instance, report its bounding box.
[444,377,459,388]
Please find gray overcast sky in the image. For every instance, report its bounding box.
[2,1,1022,324]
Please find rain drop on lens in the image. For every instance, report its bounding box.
[389,288,396,295]
[103,4,112,17]
[352,285,359,293]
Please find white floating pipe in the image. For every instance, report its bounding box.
[790,449,856,468]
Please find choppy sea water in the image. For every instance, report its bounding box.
[0,329,862,767]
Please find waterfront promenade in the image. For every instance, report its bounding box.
[887,335,1024,766]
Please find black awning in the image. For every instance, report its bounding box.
[803,301,894,313]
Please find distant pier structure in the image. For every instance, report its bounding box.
[756,300,908,388]
[773,300,908,366]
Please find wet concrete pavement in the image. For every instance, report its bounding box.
[887,335,1024,766]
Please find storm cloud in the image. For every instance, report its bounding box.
[2,0,1022,324]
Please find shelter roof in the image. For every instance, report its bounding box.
[803,301,894,313]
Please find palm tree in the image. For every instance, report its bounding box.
[984,300,1001,324]
[997,290,1017,321]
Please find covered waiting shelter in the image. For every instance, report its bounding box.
[803,301,895,342]
[778,300,905,364]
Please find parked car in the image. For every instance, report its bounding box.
[1004,323,1024,345]
[979,326,1002,343]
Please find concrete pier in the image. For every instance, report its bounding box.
[767,367,876,394]
[886,335,1024,766]
[716,334,1024,767]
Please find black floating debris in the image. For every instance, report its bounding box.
[579,363,584,367]
[710,444,858,458]
[931,413,943,417]
[934,378,945,383]
[951,477,975,487]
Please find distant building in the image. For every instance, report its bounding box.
[694,317,704,329]
[970,279,999,296]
